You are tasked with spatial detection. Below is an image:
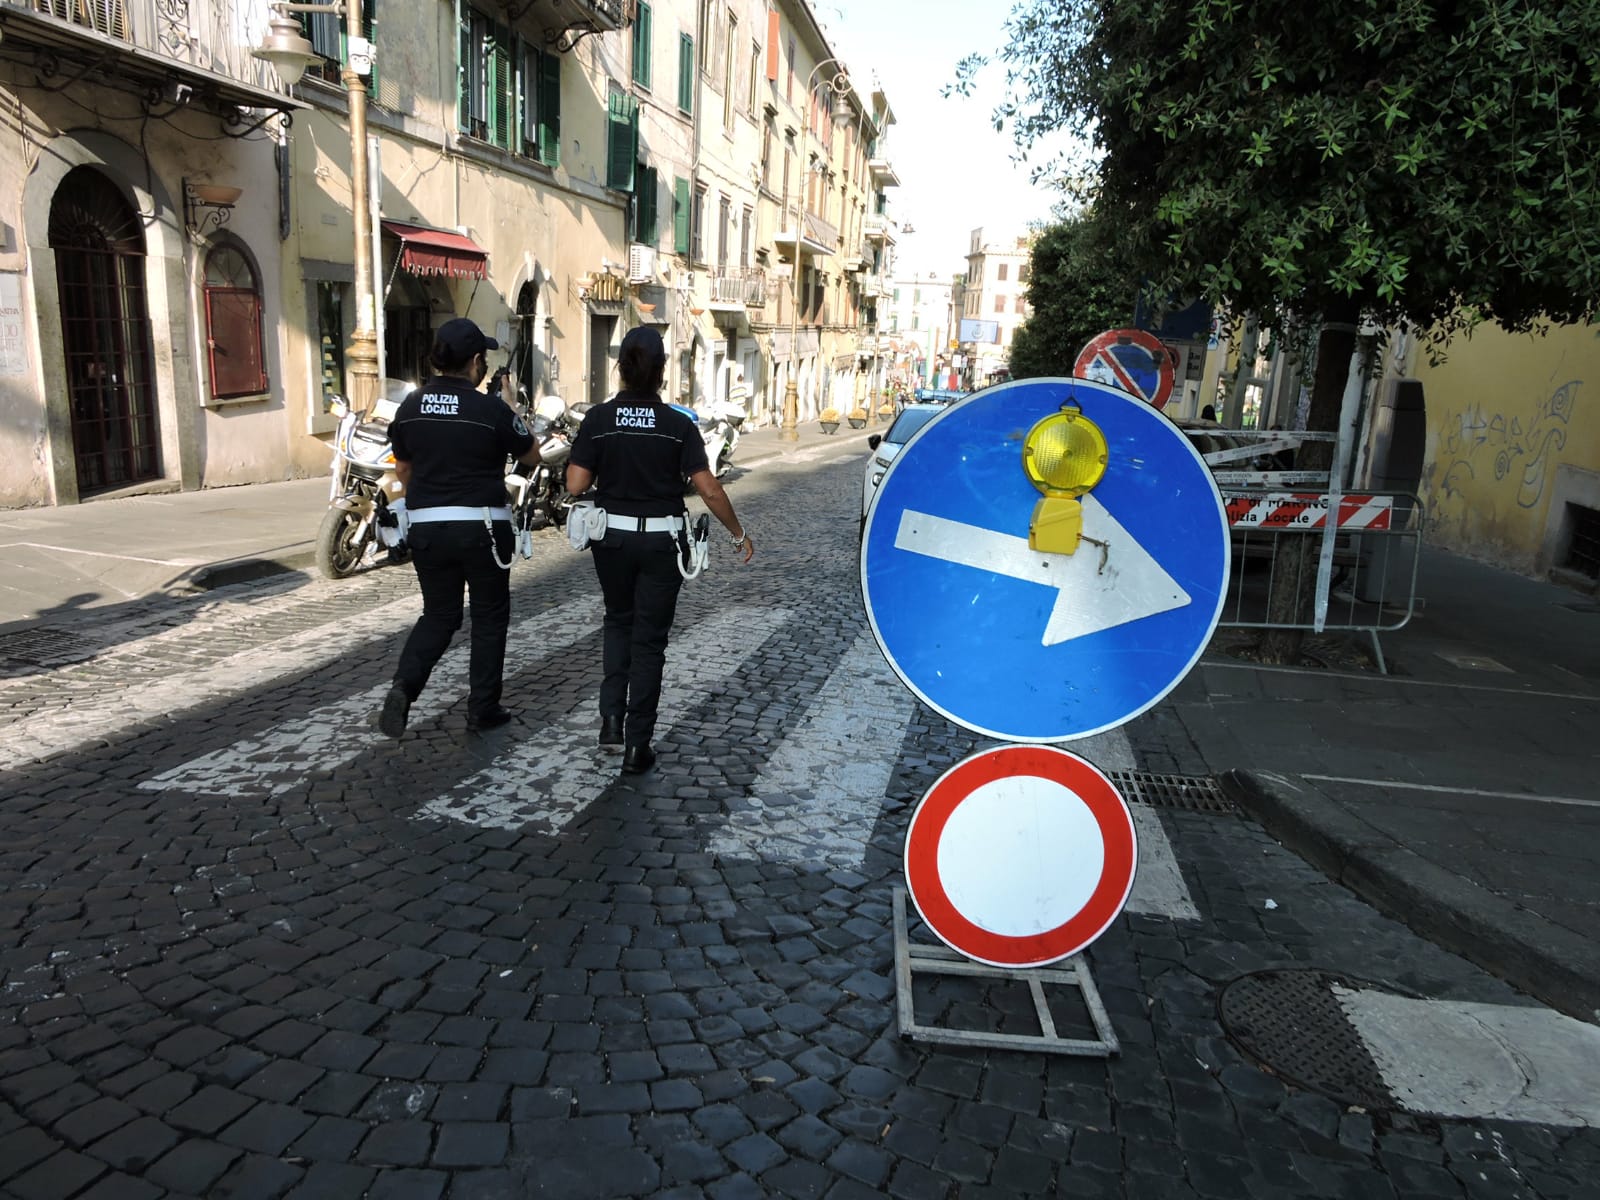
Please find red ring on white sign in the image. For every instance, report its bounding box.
[904,745,1137,968]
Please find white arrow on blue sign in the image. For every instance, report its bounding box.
[860,377,1230,743]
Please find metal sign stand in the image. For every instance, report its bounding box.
[892,888,1120,1057]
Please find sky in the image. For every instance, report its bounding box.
[816,0,1074,280]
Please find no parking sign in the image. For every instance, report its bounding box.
[1074,328,1176,410]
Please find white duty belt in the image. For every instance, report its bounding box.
[409,506,513,523]
[604,514,685,533]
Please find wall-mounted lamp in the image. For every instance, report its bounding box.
[185,180,243,238]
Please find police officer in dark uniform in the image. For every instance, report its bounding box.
[377,317,540,737]
[566,326,755,774]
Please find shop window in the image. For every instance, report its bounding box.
[203,244,268,399]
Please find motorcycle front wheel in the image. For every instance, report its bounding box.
[315,507,369,579]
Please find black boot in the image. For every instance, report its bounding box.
[599,715,624,752]
[621,744,656,775]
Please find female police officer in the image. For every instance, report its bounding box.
[377,317,542,737]
[566,326,755,774]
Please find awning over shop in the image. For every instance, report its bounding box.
[381,221,489,280]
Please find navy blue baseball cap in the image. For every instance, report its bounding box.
[435,317,498,359]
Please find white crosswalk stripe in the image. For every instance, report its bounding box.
[1,592,430,772]
[138,595,604,798]
[416,605,791,831]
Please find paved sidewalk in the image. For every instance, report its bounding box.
[0,417,879,632]
[1142,546,1600,1020]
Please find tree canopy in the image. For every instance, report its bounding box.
[968,0,1600,349]
[1008,214,1139,378]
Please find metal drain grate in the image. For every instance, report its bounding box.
[0,626,96,666]
[1218,969,1396,1111]
[1107,770,1237,813]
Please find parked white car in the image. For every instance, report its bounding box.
[861,403,947,531]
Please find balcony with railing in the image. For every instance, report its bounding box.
[709,267,768,310]
[0,0,298,116]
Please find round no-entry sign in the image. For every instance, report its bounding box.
[904,745,1137,968]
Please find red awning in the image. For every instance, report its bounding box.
[381,220,489,280]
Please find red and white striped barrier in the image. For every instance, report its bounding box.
[1223,492,1394,531]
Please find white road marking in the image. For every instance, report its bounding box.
[0,592,434,772]
[893,505,1191,646]
[140,595,605,798]
[1126,802,1201,921]
[1304,775,1600,809]
[707,631,914,867]
[417,605,791,831]
[1337,987,1600,1126]
[3,541,202,566]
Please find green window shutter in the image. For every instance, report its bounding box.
[537,49,561,165]
[677,34,693,113]
[489,22,513,148]
[633,3,652,88]
[673,176,691,255]
[638,166,659,245]
[606,91,637,190]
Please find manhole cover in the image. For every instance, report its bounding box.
[0,626,96,666]
[1107,770,1237,814]
[1218,969,1397,1110]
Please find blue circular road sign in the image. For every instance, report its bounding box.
[861,377,1229,743]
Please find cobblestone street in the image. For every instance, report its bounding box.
[2,447,1596,1200]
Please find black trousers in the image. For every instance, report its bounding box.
[591,531,684,747]
[394,520,513,719]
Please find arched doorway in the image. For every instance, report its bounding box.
[49,166,159,494]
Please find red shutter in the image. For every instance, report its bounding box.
[206,288,268,398]
[765,11,779,80]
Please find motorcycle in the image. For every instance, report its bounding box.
[504,391,588,550]
[695,395,744,477]
[316,385,410,579]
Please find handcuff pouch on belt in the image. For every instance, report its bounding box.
[567,501,608,551]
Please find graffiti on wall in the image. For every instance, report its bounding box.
[1434,379,1580,513]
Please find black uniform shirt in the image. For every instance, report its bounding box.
[568,390,708,518]
[390,376,534,509]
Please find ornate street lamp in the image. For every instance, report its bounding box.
[254,0,381,416]
[780,59,853,441]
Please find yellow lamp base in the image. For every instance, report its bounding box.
[1029,495,1084,555]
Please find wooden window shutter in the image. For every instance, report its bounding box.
[673,176,691,255]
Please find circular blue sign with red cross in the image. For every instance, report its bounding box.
[1074,328,1176,411]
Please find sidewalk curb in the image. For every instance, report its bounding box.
[1220,768,1600,1024]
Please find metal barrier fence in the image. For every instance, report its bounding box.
[1215,489,1424,674]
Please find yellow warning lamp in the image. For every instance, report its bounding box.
[1022,402,1108,554]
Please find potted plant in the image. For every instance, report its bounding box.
[847,407,868,429]
[819,407,841,434]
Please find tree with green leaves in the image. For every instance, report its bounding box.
[1008,214,1138,379]
[965,0,1600,659]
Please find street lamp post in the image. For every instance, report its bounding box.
[780,59,851,441]
[254,0,380,416]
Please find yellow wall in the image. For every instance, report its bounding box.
[1413,323,1598,574]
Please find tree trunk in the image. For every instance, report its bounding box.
[1255,297,1362,665]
